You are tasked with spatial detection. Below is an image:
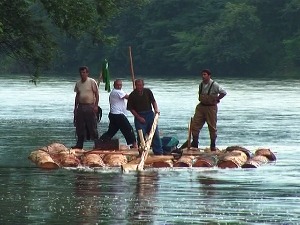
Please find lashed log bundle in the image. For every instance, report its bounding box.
[102,154,127,167]
[28,150,59,169]
[217,150,248,168]
[151,156,174,168]
[242,155,269,168]
[29,143,276,170]
[255,148,276,161]
[225,146,252,158]
[81,153,105,167]
[152,160,173,168]
[173,155,195,167]
[59,153,81,167]
[193,155,218,167]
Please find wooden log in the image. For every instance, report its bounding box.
[122,155,174,170]
[217,150,248,168]
[146,155,174,168]
[145,155,174,164]
[59,153,81,167]
[173,155,195,167]
[255,148,276,161]
[225,146,252,159]
[152,160,173,168]
[103,154,128,167]
[28,150,60,169]
[83,149,140,156]
[193,155,218,167]
[39,142,69,155]
[242,155,269,168]
[70,148,86,157]
[121,158,140,172]
[181,148,202,155]
[137,126,152,171]
[81,153,105,167]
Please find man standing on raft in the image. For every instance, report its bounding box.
[72,66,99,149]
[191,69,227,151]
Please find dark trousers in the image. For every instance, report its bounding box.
[100,113,136,145]
[74,104,98,148]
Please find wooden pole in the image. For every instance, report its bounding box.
[122,113,159,172]
[128,46,136,89]
[187,117,193,149]
[137,113,159,171]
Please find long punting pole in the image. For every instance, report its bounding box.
[128,46,136,89]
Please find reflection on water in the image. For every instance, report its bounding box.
[0,74,300,224]
[128,171,158,224]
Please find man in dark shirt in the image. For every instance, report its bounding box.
[127,79,163,155]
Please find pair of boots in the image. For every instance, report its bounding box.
[191,137,216,151]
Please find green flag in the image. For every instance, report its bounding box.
[102,59,111,92]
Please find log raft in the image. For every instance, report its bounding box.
[28,143,276,171]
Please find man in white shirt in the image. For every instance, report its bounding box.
[100,79,137,148]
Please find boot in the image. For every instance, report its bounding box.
[210,139,216,151]
[72,136,84,149]
[191,136,198,148]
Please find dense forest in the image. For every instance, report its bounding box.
[1,0,300,78]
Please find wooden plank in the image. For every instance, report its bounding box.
[187,117,193,149]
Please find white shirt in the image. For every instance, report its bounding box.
[109,88,128,115]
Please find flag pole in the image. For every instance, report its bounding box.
[128,46,135,89]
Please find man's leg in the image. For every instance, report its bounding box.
[191,104,205,148]
[206,106,218,151]
[72,106,85,149]
[100,113,120,141]
[72,135,84,149]
[119,114,137,147]
[151,126,163,155]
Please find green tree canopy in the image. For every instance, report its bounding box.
[0,0,148,79]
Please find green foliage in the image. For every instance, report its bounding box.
[0,0,55,73]
[0,0,148,78]
[284,35,300,65]
[198,3,260,67]
[1,0,300,77]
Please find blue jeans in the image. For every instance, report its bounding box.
[134,111,163,155]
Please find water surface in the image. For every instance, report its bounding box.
[0,74,299,224]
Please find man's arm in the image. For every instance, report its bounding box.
[218,93,226,101]
[130,109,146,123]
[74,92,79,126]
[94,87,99,112]
[74,93,79,111]
[152,100,160,114]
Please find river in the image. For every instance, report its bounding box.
[0,74,299,224]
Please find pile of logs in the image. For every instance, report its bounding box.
[28,143,276,171]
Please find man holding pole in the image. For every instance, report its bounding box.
[127,79,163,155]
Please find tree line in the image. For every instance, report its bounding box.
[1,0,300,79]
